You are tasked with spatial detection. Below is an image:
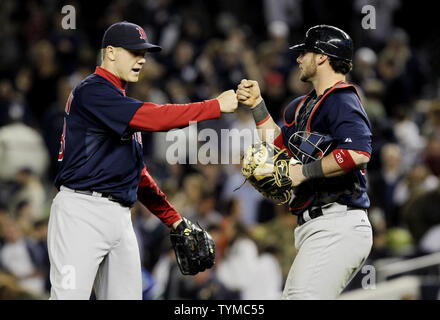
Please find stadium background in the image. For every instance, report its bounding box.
[0,0,439,299]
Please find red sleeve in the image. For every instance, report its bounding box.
[129,99,220,131]
[274,132,295,157]
[137,166,182,227]
[332,149,371,173]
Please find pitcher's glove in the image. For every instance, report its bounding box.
[170,217,215,275]
[241,142,301,204]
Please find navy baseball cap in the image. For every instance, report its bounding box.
[101,21,162,52]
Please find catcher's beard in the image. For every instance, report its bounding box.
[300,59,317,82]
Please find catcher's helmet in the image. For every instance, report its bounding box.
[290,25,353,62]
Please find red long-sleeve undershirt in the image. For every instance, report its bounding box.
[129,99,220,131]
[274,132,295,157]
[137,166,181,228]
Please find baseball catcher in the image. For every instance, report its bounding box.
[170,217,215,275]
[235,25,373,300]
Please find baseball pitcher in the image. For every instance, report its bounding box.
[48,21,237,299]
[236,25,373,299]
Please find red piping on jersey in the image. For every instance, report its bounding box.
[284,95,309,127]
[306,81,363,133]
[94,66,127,95]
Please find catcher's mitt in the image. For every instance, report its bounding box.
[170,217,215,275]
[241,141,300,204]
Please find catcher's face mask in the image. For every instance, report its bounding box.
[288,131,334,164]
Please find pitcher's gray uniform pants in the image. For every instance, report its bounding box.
[47,187,142,299]
[282,203,373,300]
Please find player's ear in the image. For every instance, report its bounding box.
[317,54,328,65]
[106,46,117,61]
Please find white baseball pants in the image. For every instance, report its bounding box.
[47,187,142,300]
[282,204,373,300]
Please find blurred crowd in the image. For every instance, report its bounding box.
[0,0,439,299]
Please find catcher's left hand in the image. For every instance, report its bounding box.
[241,142,301,204]
[170,217,215,275]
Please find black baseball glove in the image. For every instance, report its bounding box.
[170,217,215,275]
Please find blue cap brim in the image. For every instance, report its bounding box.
[122,42,162,52]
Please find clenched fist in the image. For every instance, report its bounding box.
[216,90,238,113]
[236,79,263,109]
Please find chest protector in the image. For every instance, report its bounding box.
[287,81,364,215]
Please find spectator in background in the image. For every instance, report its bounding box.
[26,40,60,126]
[262,71,289,121]
[393,109,425,172]
[369,143,405,227]
[196,163,226,201]
[10,169,48,223]
[216,218,282,299]
[394,164,439,212]
[360,78,386,125]
[150,245,177,299]
[49,10,82,76]
[215,39,247,91]
[0,80,33,128]
[251,204,297,283]
[142,0,181,55]
[215,197,242,263]
[424,100,440,137]
[0,1,22,77]
[423,134,440,177]
[15,201,34,236]
[378,28,426,118]
[183,191,223,229]
[169,173,204,214]
[0,217,47,298]
[351,47,378,87]
[0,116,50,183]
[31,218,50,293]
[132,202,168,272]
[159,163,185,198]
[403,185,440,252]
[167,40,200,94]
[263,0,303,39]
[221,164,265,227]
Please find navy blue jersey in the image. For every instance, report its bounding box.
[277,81,372,211]
[54,68,144,206]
